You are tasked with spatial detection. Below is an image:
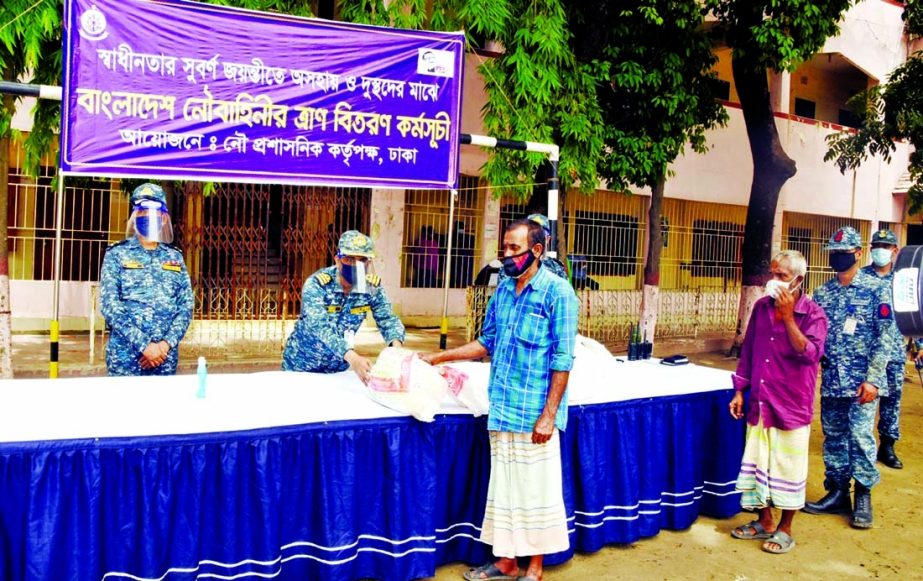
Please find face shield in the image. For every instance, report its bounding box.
[127,199,173,243]
[338,255,374,293]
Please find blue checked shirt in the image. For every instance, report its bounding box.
[478,265,578,433]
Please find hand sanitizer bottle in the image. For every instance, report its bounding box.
[196,356,207,398]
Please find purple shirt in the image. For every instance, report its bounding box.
[732,293,828,430]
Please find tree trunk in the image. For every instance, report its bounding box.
[640,177,665,344]
[0,111,13,378]
[729,53,797,354]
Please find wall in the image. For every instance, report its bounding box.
[788,61,868,125]
[822,0,907,82]
[660,104,910,226]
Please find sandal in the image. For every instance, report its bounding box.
[730,520,773,540]
[762,531,796,554]
[463,562,517,581]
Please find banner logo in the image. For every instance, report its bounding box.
[417,49,454,78]
[79,5,109,41]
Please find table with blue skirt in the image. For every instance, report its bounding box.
[0,358,744,581]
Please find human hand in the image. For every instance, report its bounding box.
[915,349,923,365]
[729,391,745,420]
[139,341,168,369]
[390,340,403,348]
[532,413,555,444]
[418,352,441,366]
[856,382,878,404]
[345,350,372,384]
[774,287,796,321]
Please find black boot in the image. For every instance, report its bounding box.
[877,436,904,469]
[851,484,873,529]
[803,484,851,515]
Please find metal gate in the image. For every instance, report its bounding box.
[172,182,370,357]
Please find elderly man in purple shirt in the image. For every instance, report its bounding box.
[728,250,828,555]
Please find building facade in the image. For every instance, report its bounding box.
[6,0,914,353]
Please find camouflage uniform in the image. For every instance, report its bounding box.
[813,227,891,490]
[860,227,906,442]
[282,231,405,373]
[99,185,193,376]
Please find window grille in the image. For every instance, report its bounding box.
[7,151,116,282]
[401,175,483,288]
[660,199,747,290]
[782,212,870,293]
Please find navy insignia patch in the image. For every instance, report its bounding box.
[365,274,381,286]
[316,273,332,285]
[878,303,892,319]
[161,260,182,272]
[121,261,144,269]
[350,305,372,315]
[326,305,341,313]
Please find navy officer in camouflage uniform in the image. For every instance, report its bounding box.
[860,228,911,469]
[804,226,891,528]
[99,183,193,376]
[282,230,405,382]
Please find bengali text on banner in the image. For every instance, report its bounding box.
[61,0,465,189]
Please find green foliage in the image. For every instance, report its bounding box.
[826,50,923,212]
[905,0,923,36]
[0,0,61,175]
[1,0,722,202]
[571,0,728,191]
[705,0,852,73]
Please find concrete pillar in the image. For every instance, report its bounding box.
[481,189,500,266]
[370,188,405,315]
[769,71,791,114]
[771,204,784,256]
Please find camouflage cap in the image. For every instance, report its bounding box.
[130,183,167,208]
[871,228,898,246]
[826,226,863,251]
[337,230,375,258]
[527,213,551,235]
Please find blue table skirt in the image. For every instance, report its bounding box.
[0,389,743,581]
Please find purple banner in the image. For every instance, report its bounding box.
[61,0,465,189]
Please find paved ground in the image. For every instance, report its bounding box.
[433,354,923,581]
[8,332,920,580]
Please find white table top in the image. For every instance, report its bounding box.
[0,358,732,444]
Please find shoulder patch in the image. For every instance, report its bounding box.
[878,303,892,319]
[366,273,381,286]
[316,272,333,285]
[105,239,131,252]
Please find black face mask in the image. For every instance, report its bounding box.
[501,249,538,278]
[829,252,857,273]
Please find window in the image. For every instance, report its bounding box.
[794,97,816,119]
[838,108,862,128]
[687,220,743,285]
[569,210,640,278]
[709,78,731,101]
[401,176,483,288]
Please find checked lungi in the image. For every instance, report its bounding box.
[481,430,570,558]
[735,417,811,510]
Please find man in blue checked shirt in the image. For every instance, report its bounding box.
[423,219,578,581]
